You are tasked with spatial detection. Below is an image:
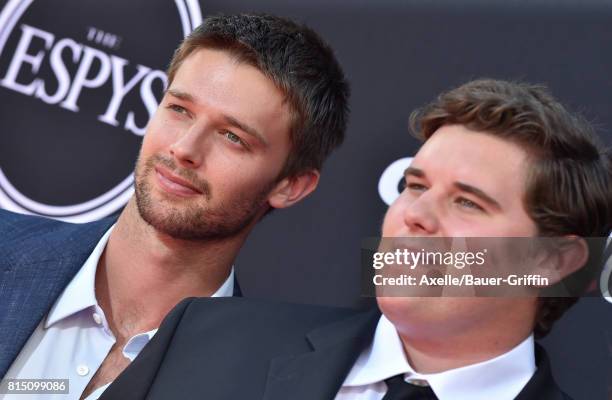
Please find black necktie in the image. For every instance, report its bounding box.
[382,374,438,400]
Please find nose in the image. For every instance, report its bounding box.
[169,122,209,169]
[402,192,440,235]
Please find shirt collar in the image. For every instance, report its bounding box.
[342,314,536,400]
[342,314,412,387]
[45,225,114,328]
[46,224,236,328]
[213,268,235,297]
[123,328,158,361]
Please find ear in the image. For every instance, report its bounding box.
[267,170,320,209]
[531,235,589,287]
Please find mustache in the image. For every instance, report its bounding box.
[145,154,212,199]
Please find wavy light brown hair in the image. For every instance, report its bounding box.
[410,79,612,338]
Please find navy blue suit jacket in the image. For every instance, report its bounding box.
[0,209,241,378]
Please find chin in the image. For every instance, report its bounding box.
[378,297,469,333]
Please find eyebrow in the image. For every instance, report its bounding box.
[167,89,194,103]
[222,114,268,147]
[454,182,502,211]
[404,167,425,178]
[166,89,268,147]
[404,167,502,210]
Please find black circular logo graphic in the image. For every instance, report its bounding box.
[0,0,203,222]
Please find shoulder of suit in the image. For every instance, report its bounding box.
[0,209,69,241]
[180,297,369,332]
[0,209,116,254]
[186,297,361,317]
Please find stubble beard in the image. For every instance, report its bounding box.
[134,153,272,241]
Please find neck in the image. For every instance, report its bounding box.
[95,198,246,341]
[394,300,536,373]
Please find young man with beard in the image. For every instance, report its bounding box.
[0,14,349,399]
[100,79,610,400]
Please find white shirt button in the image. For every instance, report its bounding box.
[76,365,89,376]
[92,312,102,325]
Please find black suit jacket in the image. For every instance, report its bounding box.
[101,297,571,400]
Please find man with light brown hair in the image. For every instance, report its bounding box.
[0,13,349,400]
[402,79,611,341]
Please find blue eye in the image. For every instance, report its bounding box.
[225,131,240,142]
[223,130,248,148]
[167,104,188,115]
[456,197,484,211]
[406,183,427,192]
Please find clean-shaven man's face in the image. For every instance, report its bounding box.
[377,124,539,341]
[134,48,294,240]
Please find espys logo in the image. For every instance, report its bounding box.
[378,156,412,206]
[0,0,202,222]
[378,157,612,303]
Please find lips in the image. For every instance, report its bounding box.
[154,166,202,197]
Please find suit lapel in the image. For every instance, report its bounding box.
[233,273,243,297]
[263,308,380,400]
[0,216,115,377]
[99,298,193,400]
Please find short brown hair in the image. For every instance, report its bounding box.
[166,14,350,179]
[410,79,612,338]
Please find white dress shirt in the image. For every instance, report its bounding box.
[3,225,234,400]
[335,315,536,400]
